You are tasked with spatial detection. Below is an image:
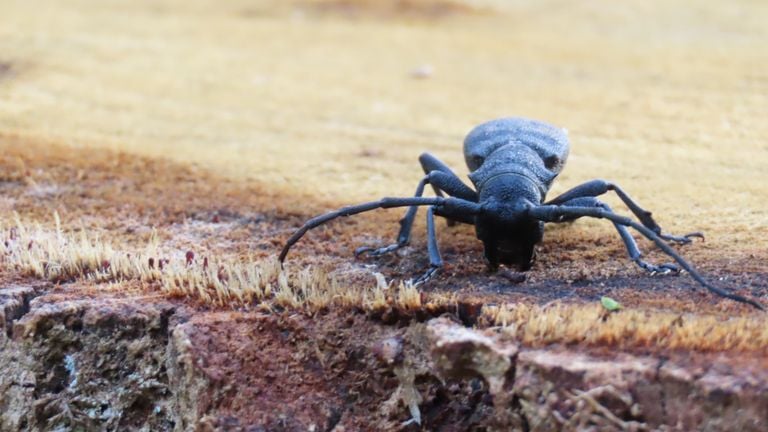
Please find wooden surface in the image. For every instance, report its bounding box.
[2,6,768,429]
[2,0,767,224]
[1,0,767,310]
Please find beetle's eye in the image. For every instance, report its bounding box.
[544,155,560,170]
[472,155,485,167]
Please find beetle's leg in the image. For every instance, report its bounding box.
[355,168,477,258]
[411,206,443,285]
[550,197,679,274]
[527,203,763,310]
[354,175,429,257]
[280,196,481,264]
[419,152,478,199]
[419,152,478,227]
[546,179,703,244]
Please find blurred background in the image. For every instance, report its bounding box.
[1,0,766,237]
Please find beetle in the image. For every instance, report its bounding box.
[279,117,763,310]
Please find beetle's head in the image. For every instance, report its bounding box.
[475,198,544,271]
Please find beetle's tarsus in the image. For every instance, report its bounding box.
[634,258,679,275]
[411,266,440,286]
[355,244,402,258]
[659,231,705,245]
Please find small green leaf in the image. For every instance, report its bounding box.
[601,296,622,311]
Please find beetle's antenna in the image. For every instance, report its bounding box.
[527,204,764,310]
[279,196,480,265]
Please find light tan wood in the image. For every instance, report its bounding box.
[1,0,766,263]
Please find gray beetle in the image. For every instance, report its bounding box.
[279,118,762,309]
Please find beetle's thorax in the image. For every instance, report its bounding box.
[476,171,542,211]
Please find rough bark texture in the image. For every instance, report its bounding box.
[2,287,766,431]
[0,286,179,431]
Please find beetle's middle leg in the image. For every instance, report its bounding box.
[412,206,444,285]
[418,152,477,200]
[550,197,679,274]
[545,179,703,244]
[355,156,477,258]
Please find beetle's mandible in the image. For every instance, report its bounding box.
[279,117,763,310]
